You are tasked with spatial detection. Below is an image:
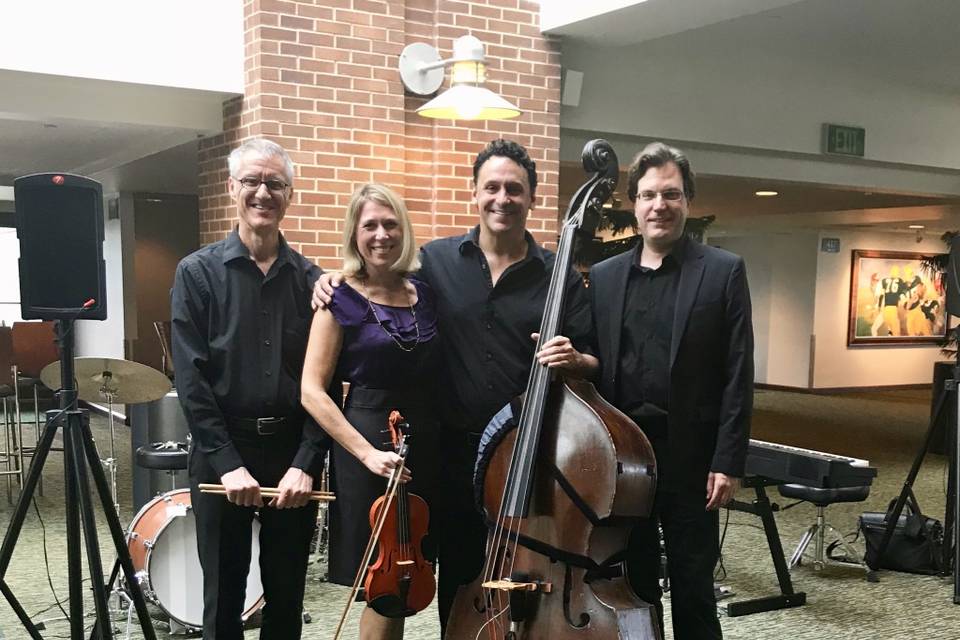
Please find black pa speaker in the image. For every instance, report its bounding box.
[14,173,107,320]
[947,235,960,318]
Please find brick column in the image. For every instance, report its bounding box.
[198,0,561,264]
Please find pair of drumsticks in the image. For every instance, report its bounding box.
[198,483,335,502]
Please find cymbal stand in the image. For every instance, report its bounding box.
[312,454,331,581]
[97,381,120,514]
[97,381,135,635]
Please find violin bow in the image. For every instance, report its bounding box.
[331,435,409,640]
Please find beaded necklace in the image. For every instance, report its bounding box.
[360,280,421,352]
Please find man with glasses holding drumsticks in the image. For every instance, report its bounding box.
[171,138,329,639]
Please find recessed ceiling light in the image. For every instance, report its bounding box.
[908,224,925,229]
[755,190,778,197]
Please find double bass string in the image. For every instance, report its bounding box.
[501,222,579,592]
[448,140,629,640]
[480,221,581,635]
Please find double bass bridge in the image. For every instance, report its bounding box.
[481,578,553,594]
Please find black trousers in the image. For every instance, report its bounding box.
[626,486,722,640]
[432,430,488,636]
[190,430,318,640]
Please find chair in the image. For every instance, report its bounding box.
[778,483,871,574]
[11,321,59,491]
[0,326,23,498]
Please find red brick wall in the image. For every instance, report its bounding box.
[198,0,561,267]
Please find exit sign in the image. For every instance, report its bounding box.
[823,124,865,157]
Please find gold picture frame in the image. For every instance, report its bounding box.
[847,249,946,346]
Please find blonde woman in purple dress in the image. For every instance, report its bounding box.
[302,184,440,639]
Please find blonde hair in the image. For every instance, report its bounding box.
[342,183,420,278]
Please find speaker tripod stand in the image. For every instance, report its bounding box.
[0,320,157,639]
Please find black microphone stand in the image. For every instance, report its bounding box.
[0,320,157,638]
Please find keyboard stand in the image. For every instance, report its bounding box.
[723,476,807,617]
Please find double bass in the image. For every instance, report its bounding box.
[445,140,661,640]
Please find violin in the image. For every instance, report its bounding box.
[333,411,436,638]
[364,410,436,617]
[444,140,661,639]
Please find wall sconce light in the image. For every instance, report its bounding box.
[399,35,522,121]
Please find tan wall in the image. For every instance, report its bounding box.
[198,0,562,265]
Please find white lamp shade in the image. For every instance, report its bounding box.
[416,84,521,120]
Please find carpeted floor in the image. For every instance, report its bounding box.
[0,388,957,639]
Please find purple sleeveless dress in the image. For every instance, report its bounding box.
[325,278,441,587]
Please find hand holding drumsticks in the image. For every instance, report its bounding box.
[200,478,334,508]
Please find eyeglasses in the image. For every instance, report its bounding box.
[236,176,290,192]
[638,189,684,202]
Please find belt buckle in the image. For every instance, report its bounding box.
[256,417,280,436]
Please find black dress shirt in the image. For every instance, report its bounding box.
[171,229,326,478]
[418,225,594,432]
[617,242,684,424]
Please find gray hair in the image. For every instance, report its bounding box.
[227,138,295,183]
[626,142,696,202]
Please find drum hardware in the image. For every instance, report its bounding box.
[0,321,159,639]
[312,460,331,581]
[35,355,173,638]
[41,357,172,516]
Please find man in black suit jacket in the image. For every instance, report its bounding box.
[589,142,753,639]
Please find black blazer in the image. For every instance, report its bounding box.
[589,236,754,486]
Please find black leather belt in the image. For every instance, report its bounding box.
[226,416,290,436]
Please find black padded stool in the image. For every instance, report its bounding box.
[136,441,188,492]
[778,484,870,572]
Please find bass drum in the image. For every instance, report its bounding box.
[126,489,264,629]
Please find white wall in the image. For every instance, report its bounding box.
[0,1,243,93]
[711,232,819,388]
[812,230,946,388]
[562,36,960,171]
[74,194,131,359]
[0,228,23,326]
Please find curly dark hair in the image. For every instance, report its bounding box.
[472,139,538,195]
[626,142,696,202]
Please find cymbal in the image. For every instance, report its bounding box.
[40,357,172,405]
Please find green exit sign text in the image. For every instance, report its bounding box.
[823,124,865,157]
